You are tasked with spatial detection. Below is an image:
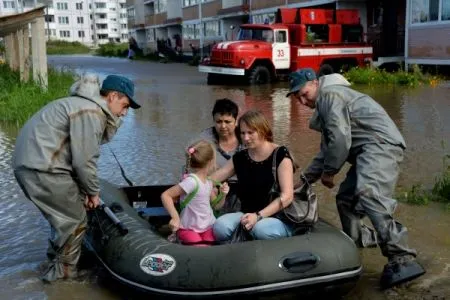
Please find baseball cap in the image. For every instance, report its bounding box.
[101,75,140,109]
[286,68,317,97]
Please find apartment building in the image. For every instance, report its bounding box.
[405,0,450,67]
[1,1,129,45]
[0,0,40,16]
[127,0,371,55]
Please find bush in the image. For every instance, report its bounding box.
[343,65,442,87]
[46,40,91,55]
[96,43,129,57]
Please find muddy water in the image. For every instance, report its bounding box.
[0,55,449,300]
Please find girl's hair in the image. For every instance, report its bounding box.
[239,110,273,142]
[185,139,216,172]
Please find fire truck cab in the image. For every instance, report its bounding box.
[199,8,373,85]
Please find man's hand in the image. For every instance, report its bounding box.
[84,194,100,210]
[321,173,335,188]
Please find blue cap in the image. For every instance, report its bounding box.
[101,75,140,109]
[286,68,317,97]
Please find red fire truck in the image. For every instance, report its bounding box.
[199,8,373,85]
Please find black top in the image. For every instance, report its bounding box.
[233,146,293,213]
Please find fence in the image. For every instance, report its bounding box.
[0,6,48,89]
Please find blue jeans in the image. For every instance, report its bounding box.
[213,212,293,241]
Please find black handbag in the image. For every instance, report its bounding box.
[269,147,319,226]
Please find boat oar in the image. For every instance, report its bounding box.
[98,198,129,236]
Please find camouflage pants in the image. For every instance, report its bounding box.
[336,143,417,259]
[14,168,87,281]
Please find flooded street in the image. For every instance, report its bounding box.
[0,55,449,299]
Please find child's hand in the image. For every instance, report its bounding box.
[220,182,230,195]
[169,217,180,232]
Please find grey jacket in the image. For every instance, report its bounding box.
[304,74,406,181]
[12,74,121,196]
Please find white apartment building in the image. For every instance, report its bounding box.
[0,0,40,16]
[0,1,129,45]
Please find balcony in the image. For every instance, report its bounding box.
[94,8,108,14]
[95,18,109,24]
[145,15,155,26]
[96,28,109,34]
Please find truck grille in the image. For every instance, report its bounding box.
[211,51,233,65]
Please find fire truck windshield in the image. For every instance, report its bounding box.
[237,28,274,43]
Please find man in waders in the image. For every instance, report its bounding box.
[286,68,425,289]
[12,74,140,282]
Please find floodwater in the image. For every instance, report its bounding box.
[0,55,449,300]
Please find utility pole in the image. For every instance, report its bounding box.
[248,0,252,23]
[91,0,97,47]
[199,0,203,58]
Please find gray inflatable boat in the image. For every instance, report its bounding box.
[84,179,362,298]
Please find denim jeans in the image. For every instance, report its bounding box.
[213,212,293,241]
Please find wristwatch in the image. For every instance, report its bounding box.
[256,212,263,222]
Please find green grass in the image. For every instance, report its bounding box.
[46,40,92,55]
[343,65,442,87]
[0,64,75,126]
[399,145,450,206]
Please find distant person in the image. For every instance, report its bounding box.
[198,98,244,214]
[12,74,141,282]
[128,37,140,59]
[286,68,425,289]
[161,140,229,246]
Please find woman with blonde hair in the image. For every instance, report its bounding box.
[211,110,295,241]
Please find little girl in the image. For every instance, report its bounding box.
[161,140,229,245]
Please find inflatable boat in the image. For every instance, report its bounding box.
[84,179,362,298]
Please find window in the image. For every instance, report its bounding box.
[76,3,83,10]
[120,13,127,18]
[411,0,449,23]
[56,2,68,10]
[95,3,106,9]
[184,0,199,6]
[45,15,55,23]
[127,7,135,18]
[58,16,69,24]
[77,17,84,24]
[60,30,70,37]
[276,31,287,43]
[252,13,276,24]
[155,0,167,14]
[3,1,15,9]
[122,34,128,39]
[183,24,199,39]
[121,24,127,29]
[78,31,85,38]
[443,0,450,20]
[203,20,221,37]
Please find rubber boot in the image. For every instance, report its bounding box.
[41,224,87,283]
[380,255,426,289]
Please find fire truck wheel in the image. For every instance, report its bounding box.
[248,65,271,85]
[318,64,334,77]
